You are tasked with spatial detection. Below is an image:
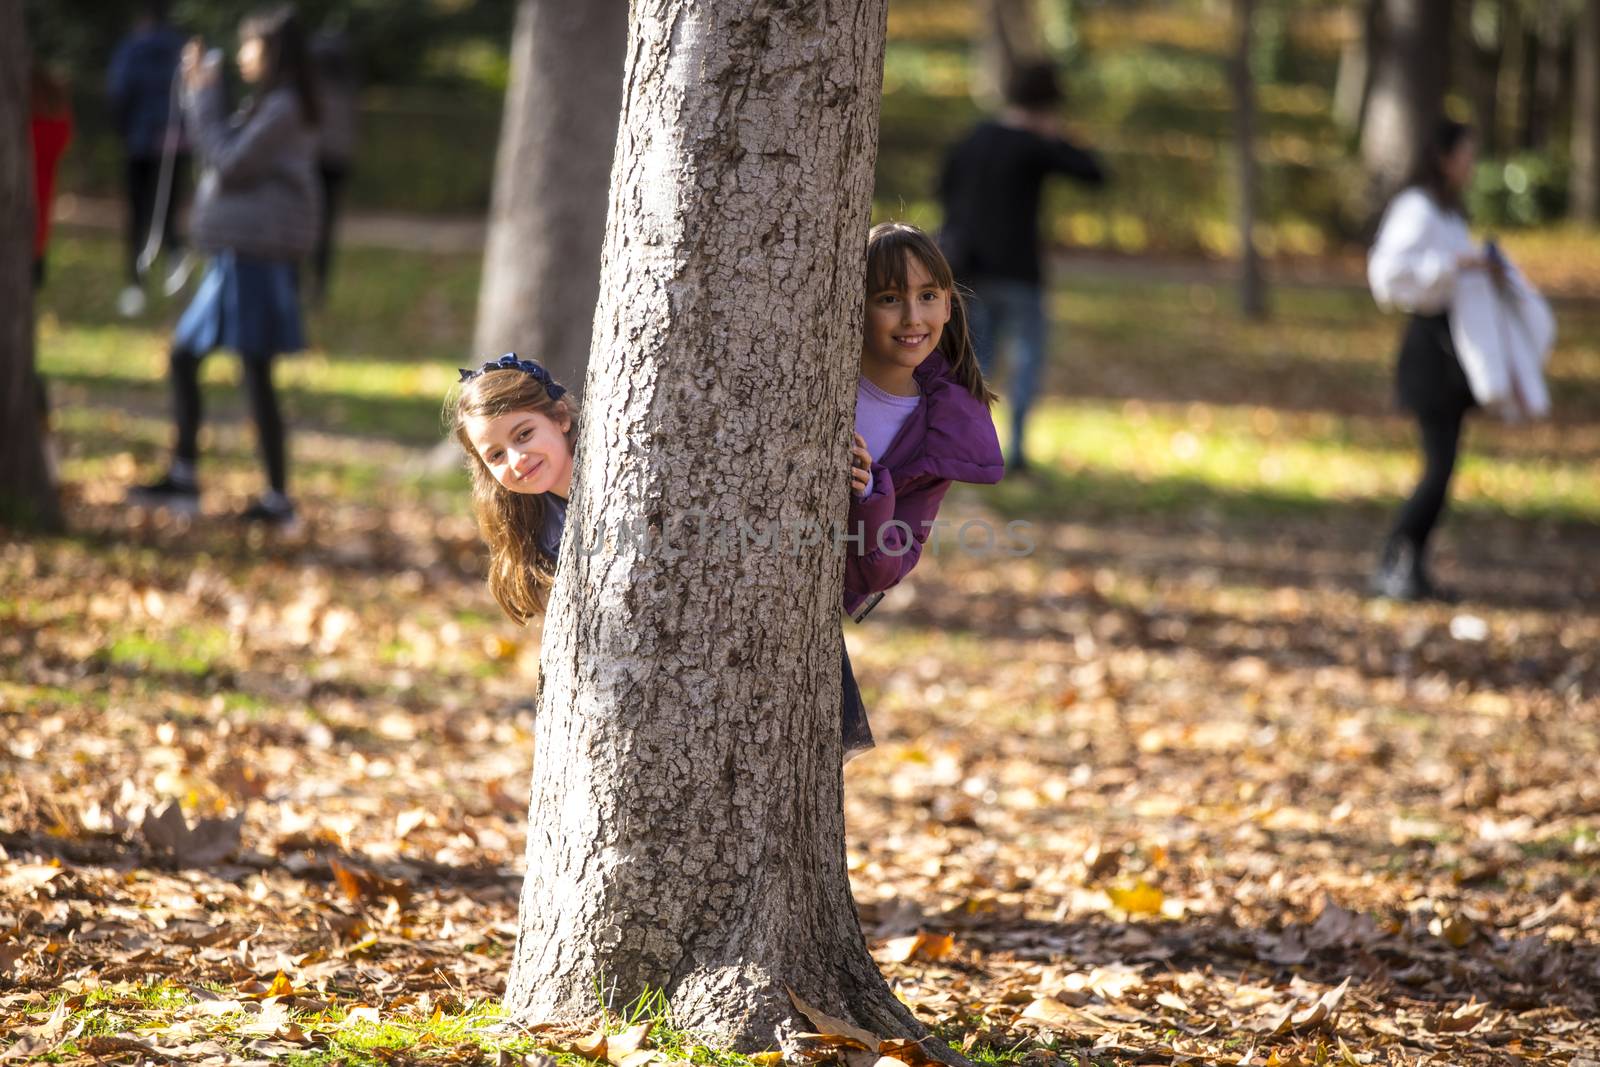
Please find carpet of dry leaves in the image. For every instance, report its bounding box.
[3,449,1597,1065]
[6,238,1600,1065]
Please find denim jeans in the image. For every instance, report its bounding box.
[967,279,1047,465]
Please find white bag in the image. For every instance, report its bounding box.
[1448,257,1555,421]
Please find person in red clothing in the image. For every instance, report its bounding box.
[29,62,73,288]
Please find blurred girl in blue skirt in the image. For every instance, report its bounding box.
[129,5,320,531]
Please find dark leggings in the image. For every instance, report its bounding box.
[1389,407,1465,557]
[841,641,875,756]
[171,349,287,494]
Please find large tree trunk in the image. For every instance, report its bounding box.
[1361,0,1452,212]
[0,1,62,532]
[471,0,628,394]
[505,0,917,1054]
[1576,0,1600,222]
[1232,0,1266,320]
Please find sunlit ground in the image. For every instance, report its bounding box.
[4,231,1597,1065]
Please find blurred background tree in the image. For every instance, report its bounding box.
[21,0,1600,255]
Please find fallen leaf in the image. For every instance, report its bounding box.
[1155,991,1191,1014]
[788,987,882,1051]
[1107,881,1164,916]
[330,858,413,907]
[141,802,243,867]
[1427,1000,1487,1033]
[1260,977,1350,1036]
[0,1001,76,1062]
[604,1021,654,1066]
[1020,997,1079,1028]
[1429,914,1477,949]
[879,931,955,963]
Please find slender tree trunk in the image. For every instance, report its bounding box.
[0,2,62,532]
[1232,0,1266,320]
[472,0,628,394]
[1464,0,1504,156]
[1334,0,1381,131]
[975,0,1043,107]
[1498,0,1525,150]
[1361,0,1452,211]
[1576,0,1600,222]
[1528,1,1570,152]
[1518,22,1539,149]
[505,0,922,1054]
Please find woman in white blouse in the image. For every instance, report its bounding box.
[1366,120,1498,601]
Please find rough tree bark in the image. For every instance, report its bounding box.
[1575,0,1600,223]
[0,1,62,531]
[504,0,925,1054]
[1361,0,1452,212]
[471,0,628,393]
[1232,0,1266,320]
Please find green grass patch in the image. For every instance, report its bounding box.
[104,627,232,679]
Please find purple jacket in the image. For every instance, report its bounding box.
[843,352,1004,616]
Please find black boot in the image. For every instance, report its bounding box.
[1370,538,1426,601]
[1371,538,1454,602]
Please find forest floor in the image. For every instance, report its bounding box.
[3,234,1598,1066]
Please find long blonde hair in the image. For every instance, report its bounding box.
[450,368,578,625]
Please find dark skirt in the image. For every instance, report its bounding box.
[174,250,305,359]
[841,641,875,759]
[1396,312,1475,417]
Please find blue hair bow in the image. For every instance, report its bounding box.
[457,352,567,401]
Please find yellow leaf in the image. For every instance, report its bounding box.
[484,635,521,661]
[1107,881,1164,916]
[751,1054,784,1065]
[880,931,955,964]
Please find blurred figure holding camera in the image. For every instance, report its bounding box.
[128,5,321,533]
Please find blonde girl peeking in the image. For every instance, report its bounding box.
[451,353,578,625]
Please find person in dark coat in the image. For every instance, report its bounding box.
[937,62,1105,472]
[107,1,190,315]
[309,29,358,306]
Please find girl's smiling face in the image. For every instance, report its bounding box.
[464,408,573,497]
[237,35,265,83]
[862,252,951,375]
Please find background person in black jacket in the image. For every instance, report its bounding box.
[107,1,190,316]
[937,62,1105,473]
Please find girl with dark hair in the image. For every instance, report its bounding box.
[843,222,1005,756]
[1366,120,1495,600]
[129,5,321,531]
